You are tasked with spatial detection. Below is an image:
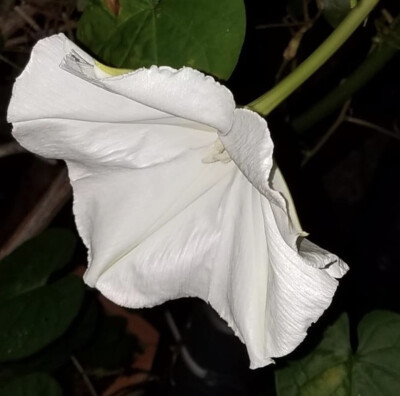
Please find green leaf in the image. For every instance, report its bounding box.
[0,275,84,362]
[0,373,62,396]
[275,311,400,396]
[0,229,77,302]
[0,342,69,379]
[77,0,246,80]
[1,296,99,376]
[352,311,400,396]
[321,0,358,28]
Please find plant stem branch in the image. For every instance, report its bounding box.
[0,54,22,71]
[70,355,99,396]
[301,106,400,166]
[0,168,71,260]
[14,5,41,32]
[346,116,400,141]
[292,14,400,132]
[247,0,379,116]
[302,100,351,166]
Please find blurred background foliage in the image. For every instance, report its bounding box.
[0,0,400,395]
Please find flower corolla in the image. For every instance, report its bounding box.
[7,34,348,369]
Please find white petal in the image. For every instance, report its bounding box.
[8,35,163,125]
[8,34,348,369]
[8,34,234,132]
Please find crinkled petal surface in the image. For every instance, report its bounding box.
[8,34,348,369]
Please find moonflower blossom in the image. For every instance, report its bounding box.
[8,34,348,369]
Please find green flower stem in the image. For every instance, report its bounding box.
[292,15,400,133]
[247,0,380,116]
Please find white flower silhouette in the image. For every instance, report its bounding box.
[8,34,348,369]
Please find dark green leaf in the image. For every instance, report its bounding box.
[0,342,69,379]
[77,0,246,80]
[0,229,76,302]
[276,311,400,396]
[321,0,357,28]
[1,296,99,376]
[0,373,62,396]
[352,311,400,396]
[0,275,84,362]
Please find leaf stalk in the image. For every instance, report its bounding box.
[247,0,380,116]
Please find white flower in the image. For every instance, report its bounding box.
[8,34,348,369]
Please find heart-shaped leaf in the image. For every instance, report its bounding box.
[0,275,84,362]
[77,0,246,80]
[0,373,62,396]
[0,229,76,302]
[276,311,400,396]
